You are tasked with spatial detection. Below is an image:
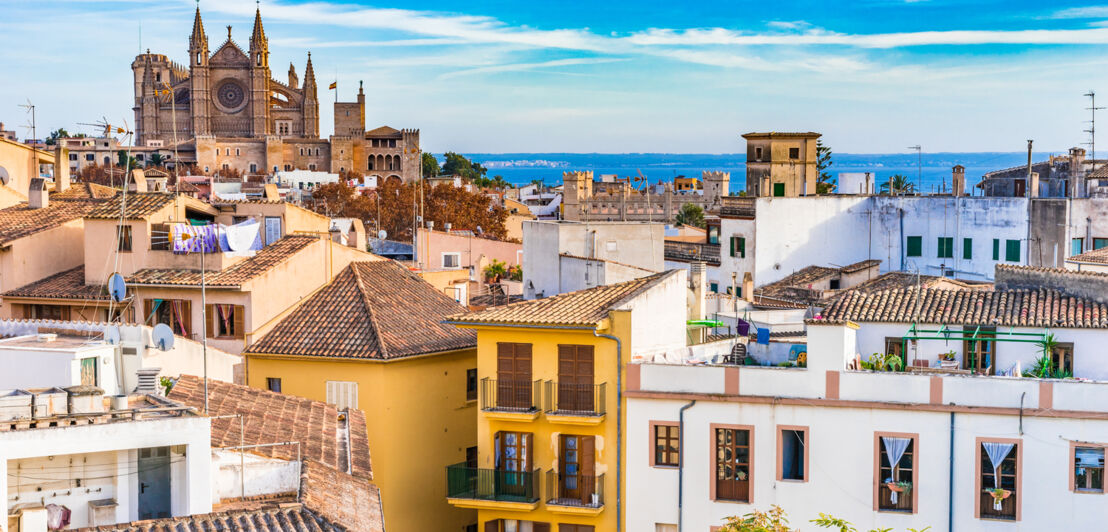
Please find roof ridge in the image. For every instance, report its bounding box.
[350,262,389,360]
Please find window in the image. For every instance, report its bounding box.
[249,163,257,173]
[117,225,133,252]
[708,226,720,245]
[144,299,192,337]
[326,381,359,410]
[884,337,905,368]
[963,327,995,374]
[730,236,746,258]
[466,368,478,402]
[496,343,533,410]
[978,439,1019,520]
[1005,239,1021,262]
[80,357,98,386]
[1073,445,1105,493]
[25,304,70,320]
[963,238,973,260]
[773,183,785,197]
[442,252,461,269]
[206,304,245,339]
[906,236,922,257]
[710,282,719,293]
[150,223,171,250]
[235,148,240,156]
[85,153,94,161]
[69,153,77,161]
[264,216,283,245]
[936,237,953,258]
[266,378,282,393]
[788,147,799,159]
[494,431,533,496]
[755,147,763,161]
[992,239,1000,260]
[651,422,680,467]
[557,345,595,413]
[876,433,916,512]
[466,446,478,469]
[778,426,807,481]
[1072,238,1084,256]
[712,425,752,502]
[1095,238,1108,250]
[558,525,593,532]
[308,163,317,171]
[1051,342,1074,375]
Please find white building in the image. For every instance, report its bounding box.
[272,170,340,191]
[2,387,211,531]
[522,220,665,299]
[625,269,1108,531]
[838,172,876,195]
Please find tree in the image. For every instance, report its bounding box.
[719,506,931,532]
[116,150,138,170]
[45,128,70,146]
[816,139,835,194]
[490,175,509,190]
[483,259,508,282]
[147,153,165,167]
[880,174,916,195]
[675,202,706,228]
[441,152,487,182]
[76,164,124,186]
[421,152,441,178]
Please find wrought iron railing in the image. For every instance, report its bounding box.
[446,463,540,503]
[481,377,541,412]
[543,381,606,416]
[545,471,604,508]
[720,196,756,218]
[664,241,721,265]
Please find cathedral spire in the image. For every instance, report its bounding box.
[189,2,208,67]
[304,52,316,88]
[190,4,206,48]
[249,3,268,68]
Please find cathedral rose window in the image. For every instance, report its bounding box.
[216,80,246,111]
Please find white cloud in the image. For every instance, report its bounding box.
[438,58,625,79]
[1050,6,1108,19]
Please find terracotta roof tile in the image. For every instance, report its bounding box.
[451,270,677,326]
[1068,247,1108,265]
[818,287,1108,328]
[127,236,317,287]
[0,200,101,246]
[168,375,372,480]
[300,461,384,532]
[248,261,476,360]
[53,183,119,201]
[3,266,108,300]
[78,505,356,532]
[85,192,178,219]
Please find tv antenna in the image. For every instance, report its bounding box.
[18,100,36,144]
[907,145,922,191]
[634,169,651,222]
[1085,91,1105,172]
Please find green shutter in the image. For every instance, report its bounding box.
[773,183,785,197]
[1006,239,1021,262]
[729,236,736,257]
[1072,238,1083,256]
[1095,238,1108,250]
[937,237,953,259]
[906,236,922,257]
[738,237,746,258]
[992,239,1000,260]
[963,238,973,260]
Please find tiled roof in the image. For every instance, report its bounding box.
[2,266,108,301]
[840,271,991,294]
[1068,247,1108,265]
[85,192,178,219]
[0,200,102,246]
[53,183,119,201]
[248,261,476,360]
[127,236,317,288]
[168,375,373,479]
[559,253,657,273]
[451,270,677,326]
[818,287,1108,328]
[840,259,882,273]
[78,505,350,532]
[300,461,384,532]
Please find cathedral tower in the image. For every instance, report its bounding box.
[302,52,319,138]
[249,7,271,136]
[188,5,211,136]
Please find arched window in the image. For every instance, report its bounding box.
[367,157,374,171]
[256,53,262,66]
[396,158,401,171]
[249,163,257,173]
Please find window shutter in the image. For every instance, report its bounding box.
[484,520,500,532]
[992,239,1000,260]
[182,300,192,337]
[205,304,214,338]
[233,305,246,339]
[580,435,596,504]
[738,237,746,258]
[963,238,973,259]
[494,431,503,470]
[143,300,154,325]
[61,306,71,321]
[1006,239,1020,262]
[729,236,735,257]
[532,523,551,532]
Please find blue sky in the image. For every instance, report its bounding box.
[4,0,1108,153]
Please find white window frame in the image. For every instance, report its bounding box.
[442,252,461,269]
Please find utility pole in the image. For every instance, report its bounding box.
[1026,139,1033,198]
[908,145,921,193]
[1085,91,1104,173]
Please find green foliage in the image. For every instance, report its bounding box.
[159,376,175,395]
[45,128,71,145]
[421,152,441,178]
[816,140,835,194]
[675,202,706,228]
[147,153,166,167]
[441,152,487,182]
[1023,333,1073,379]
[880,174,916,195]
[722,506,931,532]
[862,353,904,372]
[507,264,523,281]
[483,259,508,281]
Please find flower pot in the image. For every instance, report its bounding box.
[987,489,1011,510]
[886,482,905,493]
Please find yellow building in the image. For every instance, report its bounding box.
[446,270,688,532]
[244,260,479,532]
[742,132,821,197]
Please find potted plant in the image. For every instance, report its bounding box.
[885,480,912,495]
[985,487,1011,510]
[940,350,956,362]
[483,259,507,283]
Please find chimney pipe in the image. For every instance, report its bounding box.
[742,272,755,303]
[53,146,71,193]
[1026,139,1033,198]
[952,165,965,197]
[28,177,47,209]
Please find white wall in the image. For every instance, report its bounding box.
[523,220,665,299]
[619,269,688,360]
[210,450,299,503]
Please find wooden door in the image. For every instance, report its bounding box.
[495,431,532,497]
[558,345,594,412]
[497,343,532,409]
[559,435,595,504]
[715,428,750,502]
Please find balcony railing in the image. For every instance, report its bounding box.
[481,378,541,412]
[663,241,721,265]
[979,489,1017,520]
[720,196,756,218]
[446,463,540,503]
[545,470,604,508]
[543,381,606,416]
[877,483,914,512]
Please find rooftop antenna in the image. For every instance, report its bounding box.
[1085,91,1104,172]
[907,145,921,193]
[18,99,35,145]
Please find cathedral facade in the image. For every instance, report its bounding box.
[132,6,420,182]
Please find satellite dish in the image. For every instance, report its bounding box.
[107,273,127,303]
[0,166,8,186]
[104,326,121,345]
[151,323,175,351]
[377,230,387,240]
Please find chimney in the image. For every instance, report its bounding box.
[742,272,754,303]
[1030,172,1040,198]
[952,165,965,197]
[28,177,47,209]
[349,218,366,250]
[130,169,148,193]
[264,183,280,201]
[689,262,707,321]
[53,145,71,193]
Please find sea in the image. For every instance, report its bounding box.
[449,152,1053,195]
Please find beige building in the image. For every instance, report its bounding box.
[562,170,730,222]
[133,6,421,181]
[0,134,57,208]
[742,132,821,197]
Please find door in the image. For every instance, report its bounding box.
[138,447,171,519]
[558,345,594,412]
[497,343,532,410]
[559,435,595,504]
[495,431,532,498]
[1014,179,1026,197]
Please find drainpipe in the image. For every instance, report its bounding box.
[948,411,955,532]
[593,328,624,532]
[899,208,905,271]
[677,400,697,532]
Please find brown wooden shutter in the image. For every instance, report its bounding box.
[580,435,596,504]
[525,431,534,472]
[182,300,192,337]
[484,520,500,532]
[60,306,71,321]
[205,304,214,338]
[143,300,153,325]
[233,305,246,339]
[533,523,550,532]
[493,431,503,470]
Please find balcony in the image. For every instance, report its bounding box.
[546,471,605,516]
[543,381,606,425]
[480,378,542,421]
[719,196,756,218]
[445,463,541,511]
[664,241,721,266]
